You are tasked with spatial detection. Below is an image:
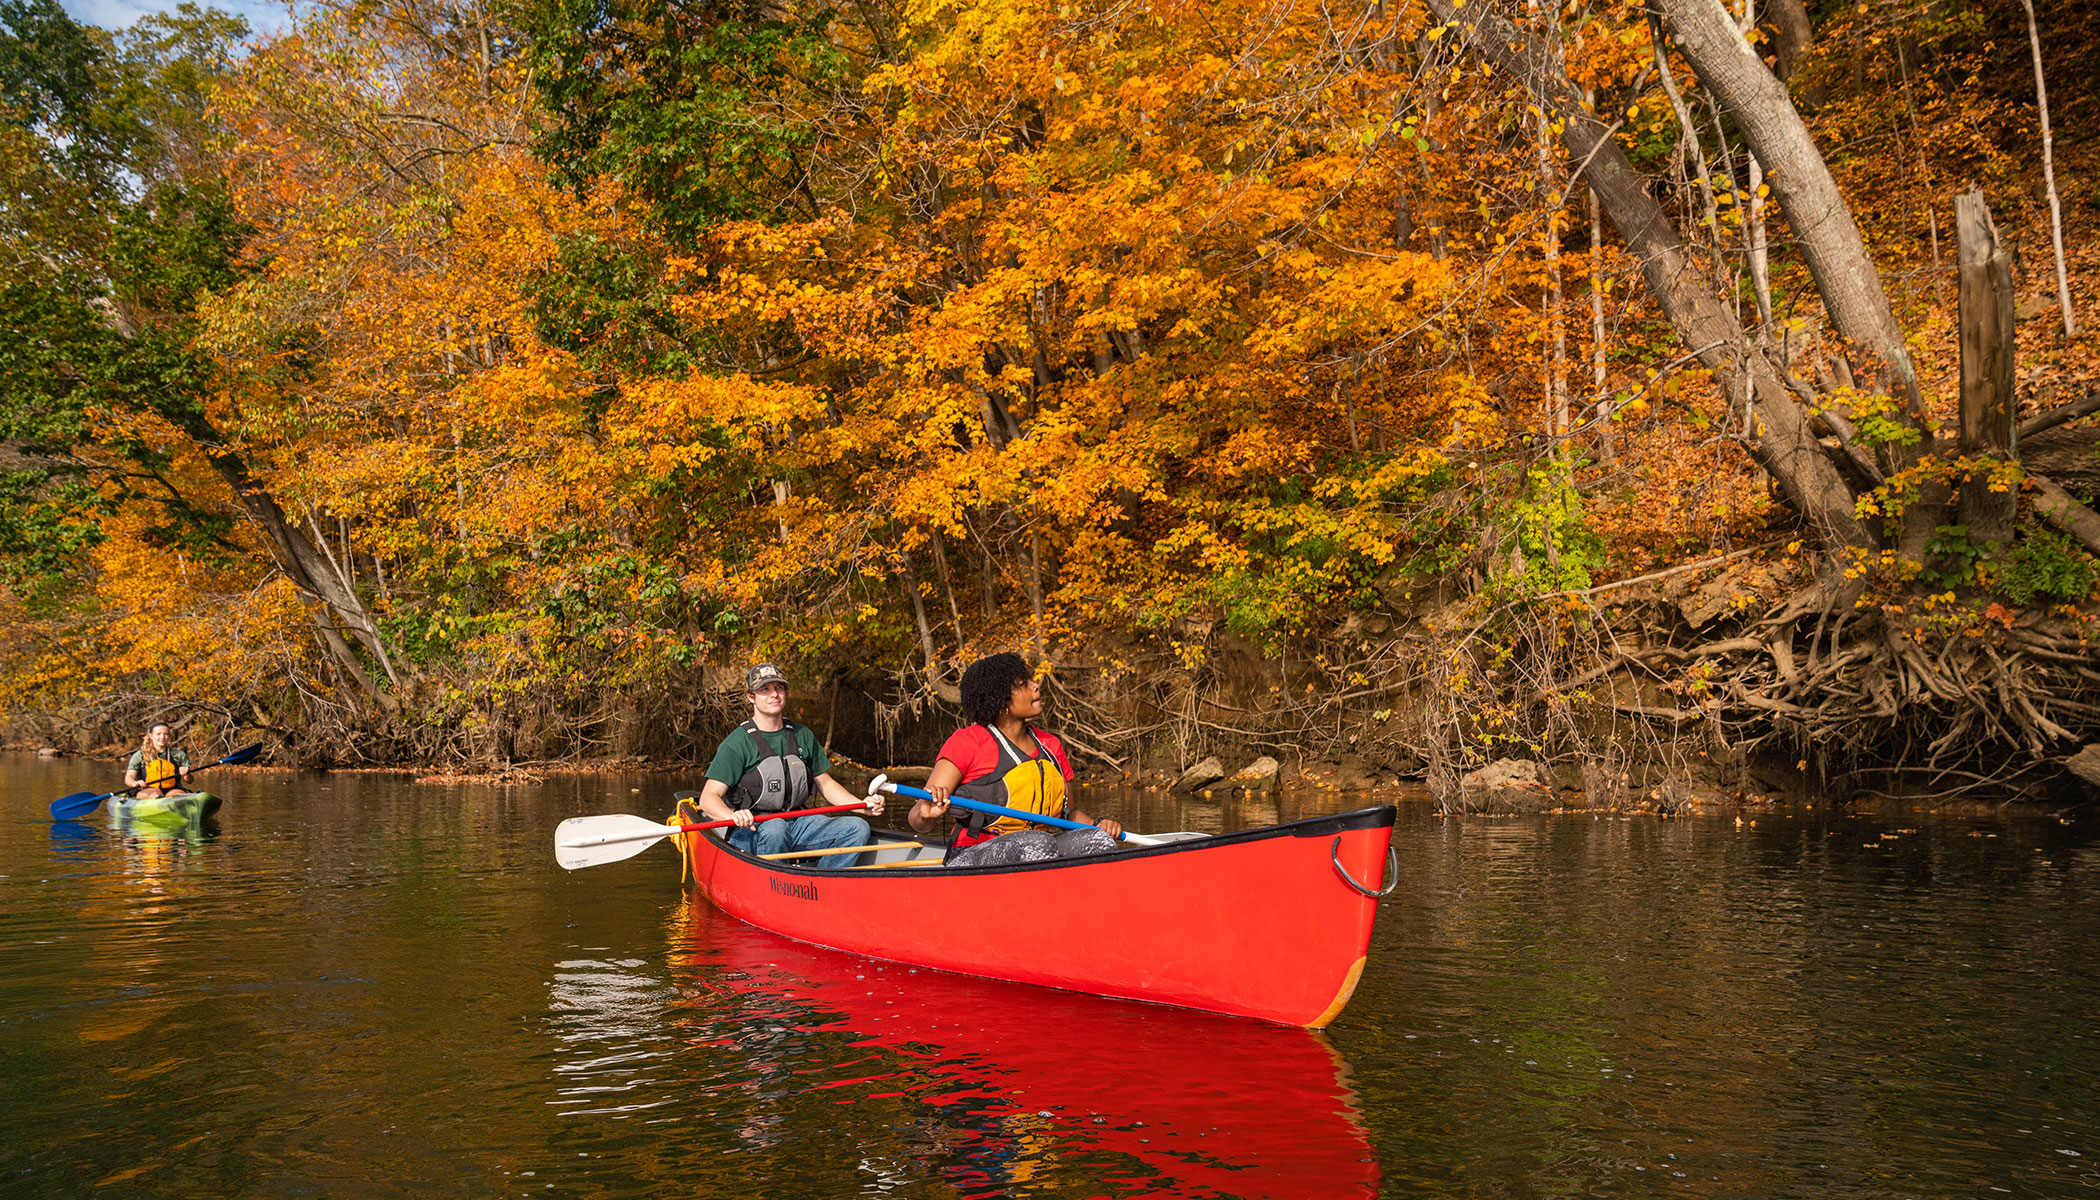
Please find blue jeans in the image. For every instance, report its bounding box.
[726,813,873,870]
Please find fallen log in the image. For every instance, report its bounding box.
[2029,473,2100,557]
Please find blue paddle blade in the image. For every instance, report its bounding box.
[49,791,113,820]
[218,743,263,766]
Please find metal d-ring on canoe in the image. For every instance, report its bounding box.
[1331,837,1399,898]
[672,787,1398,1029]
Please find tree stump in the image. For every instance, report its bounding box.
[1956,190,2018,545]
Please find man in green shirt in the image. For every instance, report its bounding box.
[692,664,884,868]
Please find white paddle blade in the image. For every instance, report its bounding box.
[555,813,684,870]
[1124,830,1206,847]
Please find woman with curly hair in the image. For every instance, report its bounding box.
[906,652,1124,867]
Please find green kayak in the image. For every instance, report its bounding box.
[108,792,222,824]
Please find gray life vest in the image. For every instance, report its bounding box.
[734,720,814,813]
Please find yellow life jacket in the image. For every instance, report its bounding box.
[142,756,181,789]
[952,724,1065,844]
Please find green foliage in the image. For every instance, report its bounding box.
[109,181,248,311]
[0,272,114,595]
[0,469,106,602]
[1209,563,1306,647]
[525,231,698,378]
[1998,529,2097,606]
[0,7,250,599]
[516,0,852,244]
[0,1,246,201]
[0,0,128,191]
[1496,461,1604,597]
[0,272,105,445]
[1925,523,1986,590]
[1843,389,1924,449]
[1618,92,1680,174]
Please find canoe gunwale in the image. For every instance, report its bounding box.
[677,801,1397,878]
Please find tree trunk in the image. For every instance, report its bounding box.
[308,512,402,687]
[2019,393,2100,440]
[1764,0,1813,80]
[1414,30,1450,260]
[1026,525,1048,662]
[1589,180,1612,461]
[929,526,966,645]
[1656,0,1943,557]
[1955,190,2018,545]
[2018,0,2077,337]
[901,548,959,701]
[903,549,939,673]
[1735,0,1776,333]
[200,439,399,710]
[1655,0,1923,420]
[1428,0,1874,556]
[1536,99,1569,446]
[2030,474,2100,557]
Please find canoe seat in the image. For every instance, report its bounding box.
[862,831,944,867]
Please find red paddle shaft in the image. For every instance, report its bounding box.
[667,800,870,835]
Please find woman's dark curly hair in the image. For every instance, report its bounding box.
[960,653,1034,726]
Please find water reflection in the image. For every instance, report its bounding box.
[546,957,682,1118]
[657,902,1380,1198]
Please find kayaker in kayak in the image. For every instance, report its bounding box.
[906,652,1123,867]
[691,663,885,869]
[124,723,193,798]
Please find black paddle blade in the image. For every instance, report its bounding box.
[218,743,264,766]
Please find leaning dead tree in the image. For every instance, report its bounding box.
[1418,0,2100,796]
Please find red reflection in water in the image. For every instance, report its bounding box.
[669,903,1380,1198]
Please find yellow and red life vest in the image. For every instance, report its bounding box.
[951,724,1066,846]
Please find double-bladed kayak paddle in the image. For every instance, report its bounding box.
[49,742,264,821]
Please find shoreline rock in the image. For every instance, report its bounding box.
[1453,758,1553,814]
[1173,757,1226,793]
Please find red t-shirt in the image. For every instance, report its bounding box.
[936,725,1074,784]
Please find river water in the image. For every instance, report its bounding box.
[3,752,2097,1198]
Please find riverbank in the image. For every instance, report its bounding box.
[12,571,2100,813]
[8,592,2091,815]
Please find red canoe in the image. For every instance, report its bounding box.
[673,798,1397,1028]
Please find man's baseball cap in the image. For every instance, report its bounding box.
[744,663,789,691]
